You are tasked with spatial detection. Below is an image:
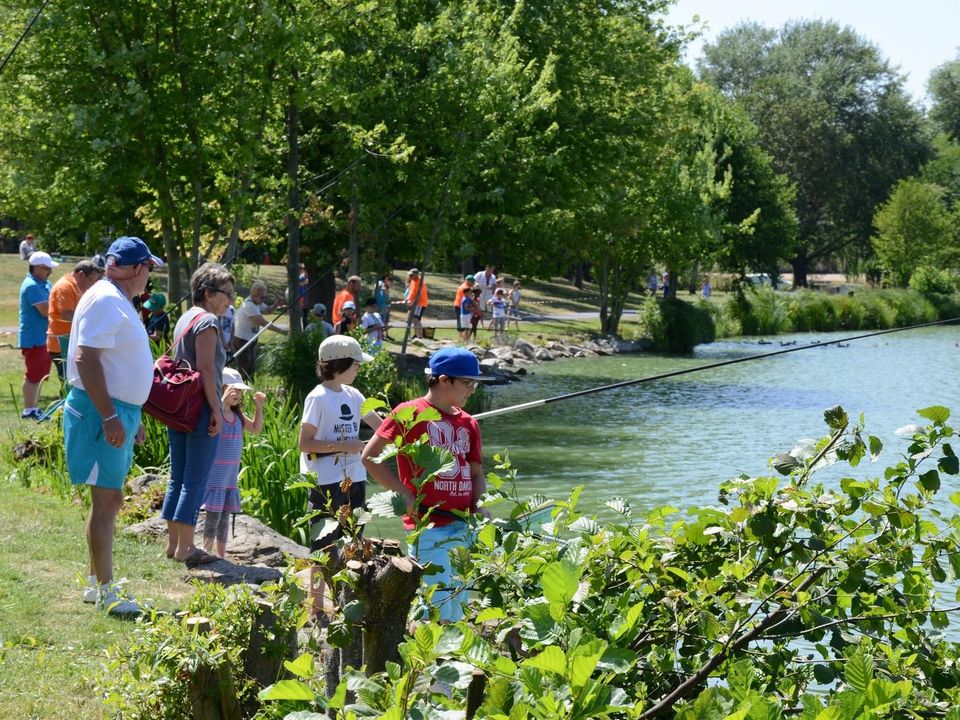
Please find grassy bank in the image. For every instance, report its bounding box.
[0,481,195,719]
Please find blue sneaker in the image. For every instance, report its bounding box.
[20,409,41,421]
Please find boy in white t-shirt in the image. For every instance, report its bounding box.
[491,287,508,337]
[359,298,384,350]
[297,336,382,619]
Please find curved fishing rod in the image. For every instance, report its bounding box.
[472,316,960,421]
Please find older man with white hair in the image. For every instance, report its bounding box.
[232,279,287,381]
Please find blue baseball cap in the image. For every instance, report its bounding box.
[425,347,491,381]
[105,236,164,267]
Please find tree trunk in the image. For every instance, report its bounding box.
[573,262,584,290]
[348,180,359,277]
[598,249,610,331]
[791,251,809,288]
[285,75,302,334]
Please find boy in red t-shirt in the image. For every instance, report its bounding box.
[362,346,492,621]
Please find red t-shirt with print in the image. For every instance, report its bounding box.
[375,397,482,530]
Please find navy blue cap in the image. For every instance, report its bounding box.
[105,236,164,267]
[425,346,491,381]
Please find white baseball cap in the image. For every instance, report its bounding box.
[319,335,373,363]
[222,367,252,391]
[29,251,59,269]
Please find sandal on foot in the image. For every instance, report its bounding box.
[181,549,220,568]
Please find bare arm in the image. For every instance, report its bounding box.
[75,345,124,446]
[470,461,488,516]
[363,411,383,431]
[241,392,266,435]
[362,434,415,509]
[61,309,75,321]
[195,326,222,436]
[32,301,49,317]
[251,313,288,335]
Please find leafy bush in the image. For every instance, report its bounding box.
[909,265,958,295]
[101,578,303,720]
[640,296,715,352]
[258,406,960,718]
[786,289,837,332]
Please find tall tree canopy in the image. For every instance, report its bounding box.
[929,54,960,140]
[698,20,929,286]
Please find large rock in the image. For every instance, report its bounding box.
[512,339,537,360]
[126,513,310,582]
[480,357,502,370]
[534,347,555,361]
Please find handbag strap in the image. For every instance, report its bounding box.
[162,309,211,359]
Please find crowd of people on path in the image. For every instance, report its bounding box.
[452,265,523,344]
[16,234,495,623]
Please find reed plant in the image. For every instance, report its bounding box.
[237,392,307,542]
[8,416,74,499]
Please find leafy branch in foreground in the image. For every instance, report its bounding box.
[255,405,960,719]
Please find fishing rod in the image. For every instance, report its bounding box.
[471,316,960,421]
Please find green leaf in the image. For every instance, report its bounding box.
[367,490,407,518]
[476,607,507,623]
[868,435,883,460]
[919,469,941,492]
[568,637,607,688]
[360,397,388,416]
[522,645,565,675]
[541,560,582,605]
[951,492,960,507]
[813,664,835,685]
[597,647,636,674]
[258,679,316,701]
[772,452,800,475]
[864,678,901,708]
[283,653,314,679]
[939,455,960,475]
[824,405,849,431]
[844,652,873,691]
[918,405,950,423]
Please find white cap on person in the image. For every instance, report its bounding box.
[318,335,373,363]
[222,367,252,391]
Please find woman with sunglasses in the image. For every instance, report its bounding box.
[161,262,236,567]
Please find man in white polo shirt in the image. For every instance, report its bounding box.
[65,236,162,617]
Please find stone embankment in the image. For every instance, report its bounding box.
[409,335,646,383]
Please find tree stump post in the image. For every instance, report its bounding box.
[184,616,241,720]
[243,600,298,689]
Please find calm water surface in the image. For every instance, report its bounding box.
[478,327,960,514]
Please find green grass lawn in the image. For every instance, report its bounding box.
[0,481,196,719]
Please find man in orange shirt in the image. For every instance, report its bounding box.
[47,259,103,382]
[453,274,475,333]
[405,268,429,339]
[331,275,362,325]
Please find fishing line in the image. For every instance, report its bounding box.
[0,0,51,76]
[472,316,960,421]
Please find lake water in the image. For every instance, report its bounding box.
[477,327,960,515]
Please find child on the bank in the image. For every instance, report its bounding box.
[491,287,508,337]
[360,298,384,350]
[298,335,382,619]
[201,368,265,557]
[361,347,494,622]
[469,286,484,337]
[459,290,476,343]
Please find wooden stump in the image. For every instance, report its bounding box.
[184,616,241,720]
[243,600,298,689]
[320,545,425,693]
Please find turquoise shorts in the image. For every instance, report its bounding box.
[64,388,141,491]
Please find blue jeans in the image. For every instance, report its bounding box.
[162,404,220,526]
[412,521,471,622]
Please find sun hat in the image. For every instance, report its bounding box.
[408,268,420,276]
[143,292,167,311]
[342,300,357,312]
[319,335,373,363]
[311,302,327,316]
[105,236,164,267]
[425,346,492,381]
[222,367,252,391]
[28,251,59,269]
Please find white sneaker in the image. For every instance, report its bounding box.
[97,584,143,618]
[82,585,97,604]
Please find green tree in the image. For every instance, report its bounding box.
[929,54,960,140]
[871,177,957,285]
[699,20,930,286]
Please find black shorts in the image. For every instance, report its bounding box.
[412,305,425,320]
[454,306,461,331]
[308,481,366,552]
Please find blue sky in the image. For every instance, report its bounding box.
[664,0,959,106]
